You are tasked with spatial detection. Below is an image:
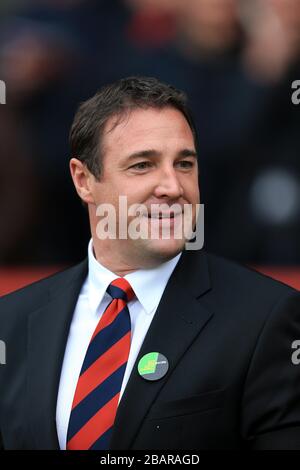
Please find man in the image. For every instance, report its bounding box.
[0,76,300,450]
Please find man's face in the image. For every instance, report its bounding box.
[90,106,200,267]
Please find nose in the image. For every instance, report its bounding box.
[153,166,184,199]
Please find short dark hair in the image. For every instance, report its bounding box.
[70,76,198,179]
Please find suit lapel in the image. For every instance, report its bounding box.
[109,249,213,450]
[26,260,88,449]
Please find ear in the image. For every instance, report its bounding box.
[69,158,95,205]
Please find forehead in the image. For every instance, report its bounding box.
[102,107,195,156]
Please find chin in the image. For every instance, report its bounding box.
[145,238,185,261]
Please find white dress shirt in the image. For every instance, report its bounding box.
[56,239,182,449]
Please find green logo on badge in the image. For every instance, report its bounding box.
[138,352,169,381]
[138,352,159,375]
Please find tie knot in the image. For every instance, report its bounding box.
[107,278,135,303]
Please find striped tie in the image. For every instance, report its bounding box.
[66,277,135,450]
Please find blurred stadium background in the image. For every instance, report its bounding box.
[1,0,300,295]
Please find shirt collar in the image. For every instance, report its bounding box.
[87,239,182,316]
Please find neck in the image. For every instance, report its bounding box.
[91,242,141,276]
[91,239,170,276]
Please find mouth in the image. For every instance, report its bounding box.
[146,211,183,219]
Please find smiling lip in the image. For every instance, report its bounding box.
[147,213,182,219]
[145,209,183,219]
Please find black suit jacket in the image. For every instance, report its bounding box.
[1,249,300,450]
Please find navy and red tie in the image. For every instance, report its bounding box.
[66,278,135,450]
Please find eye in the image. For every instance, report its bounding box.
[176,160,194,169]
[129,161,153,170]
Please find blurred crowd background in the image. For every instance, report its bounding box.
[0,0,300,267]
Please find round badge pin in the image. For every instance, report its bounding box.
[138,352,169,381]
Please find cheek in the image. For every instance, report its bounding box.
[93,186,112,205]
[182,176,200,200]
[92,183,122,209]
[121,179,154,201]
[95,180,153,215]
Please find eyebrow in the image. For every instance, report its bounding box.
[125,148,198,160]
